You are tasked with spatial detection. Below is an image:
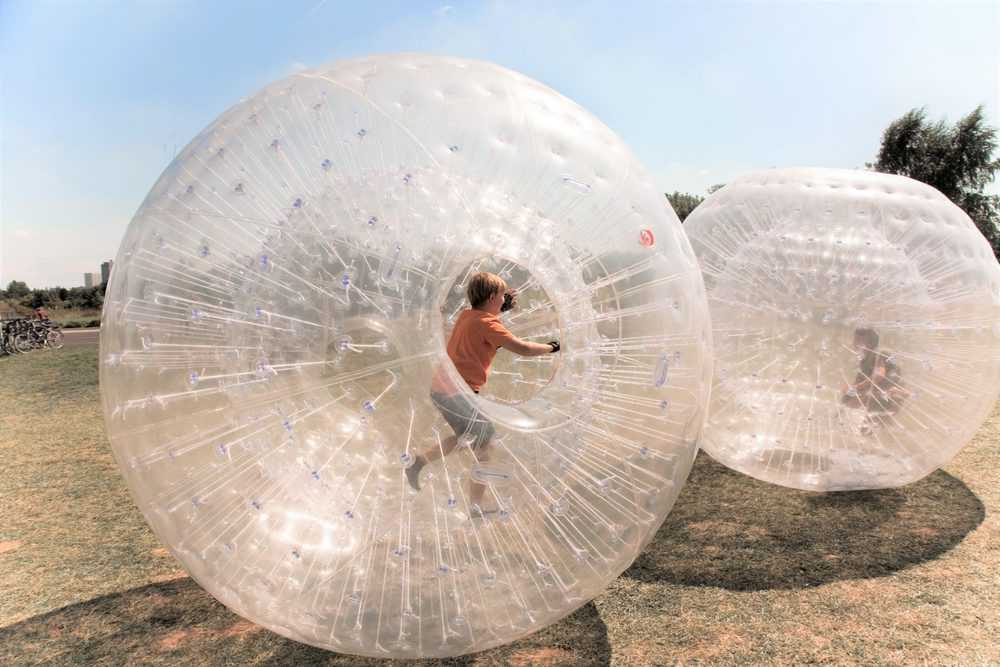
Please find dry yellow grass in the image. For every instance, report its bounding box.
[1,347,997,665]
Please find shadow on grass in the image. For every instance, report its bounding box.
[0,577,611,666]
[626,453,985,591]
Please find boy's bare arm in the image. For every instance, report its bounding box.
[501,337,557,357]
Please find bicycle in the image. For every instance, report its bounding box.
[0,320,11,356]
[0,317,66,355]
[33,319,64,350]
[1,319,28,354]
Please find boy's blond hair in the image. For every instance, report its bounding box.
[467,272,506,308]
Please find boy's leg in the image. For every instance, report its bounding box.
[421,434,460,464]
[406,434,458,491]
[468,418,497,516]
[408,394,467,491]
[469,442,490,510]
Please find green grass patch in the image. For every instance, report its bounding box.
[1,347,99,404]
[47,308,102,326]
[60,318,102,329]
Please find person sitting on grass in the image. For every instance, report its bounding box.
[406,271,560,517]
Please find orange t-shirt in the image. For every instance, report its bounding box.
[431,309,516,394]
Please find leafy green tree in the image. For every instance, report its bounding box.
[871,106,1000,258]
[24,289,49,309]
[63,286,98,309]
[4,280,30,300]
[666,191,705,222]
[79,286,103,309]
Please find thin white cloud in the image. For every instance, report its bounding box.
[289,61,309,73]
[306,0,330,16]
[432,5,454,18]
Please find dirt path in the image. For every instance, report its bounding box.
[60,328,99,348]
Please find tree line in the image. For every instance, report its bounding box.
[666,106,1000,261]
[1,280,104,311]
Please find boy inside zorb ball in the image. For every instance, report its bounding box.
[406,271,561,516]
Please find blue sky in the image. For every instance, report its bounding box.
[2,0,998,288]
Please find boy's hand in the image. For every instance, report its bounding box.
[501,289,518,312]
[548,340,561,353]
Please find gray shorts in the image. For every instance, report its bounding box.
[430,391,495,449]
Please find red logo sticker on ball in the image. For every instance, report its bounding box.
[639,228,655,247]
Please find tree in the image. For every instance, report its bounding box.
[79,286,103,310]
[24,289,49,309]
[4,280,30,300]
[666,191,705,222]
[64,286,103,310]
[871,106,1000,258]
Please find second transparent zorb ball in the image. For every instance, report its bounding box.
[685,167,1000,491]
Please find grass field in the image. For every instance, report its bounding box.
[1,346,997,665]
[46,308,103,327]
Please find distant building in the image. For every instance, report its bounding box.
[84,272,101,288]
[101,260,114,285]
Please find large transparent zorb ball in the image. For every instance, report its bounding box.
[99,54,712,657]
[685,168,1000,491]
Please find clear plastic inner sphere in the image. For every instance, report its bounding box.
[685,167,1000,491]
[99,54,712,658]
